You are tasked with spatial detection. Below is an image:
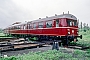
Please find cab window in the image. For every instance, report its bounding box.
[67,20,72,26]
[46,20,52,28]
[67,20,77,26]
[73,20,77,26]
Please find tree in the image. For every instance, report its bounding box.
[0,28,2,33]
[81,22,82,29]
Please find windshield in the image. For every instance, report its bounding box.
[67,19,77,26]
[73,20,77,26]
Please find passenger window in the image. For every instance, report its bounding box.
[18,26,21,29]
[28,24,29,29]
[46,20,52,28]
[21,25,23,29]
[14,26,16,29]
[25,25,28,29]
[28,24,32,29]
[39,22,43,28]
[23,25,26,29]
[16,26,18,29]
[56,20,59,27]
[33,23,36,28]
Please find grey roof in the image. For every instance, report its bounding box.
[8,22,27,27]
[7,14,77,28]
[31,14,77,23]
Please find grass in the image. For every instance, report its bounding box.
[0,33,13,38]
[0,49,90,60]
[0,29,90,60]
[0,33,6,36]
[76,29,90,47]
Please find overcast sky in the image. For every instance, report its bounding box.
[0,0,90,28]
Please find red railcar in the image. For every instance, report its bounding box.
[4,13,82,46]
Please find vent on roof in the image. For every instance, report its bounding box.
[63,12,64,14]
[46,16,48,18]
[71,15,73,18]
[55,14,57,16]
[68,11,69,14]
[12,22,21,25]
[39,18,41,19]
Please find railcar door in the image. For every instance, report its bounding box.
[54,19,60,35]
[60,18,67,27]
[56,19,59,27]
[27,22,32,34]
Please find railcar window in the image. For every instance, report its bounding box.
[73,20,77,26]
[11,27,12,30]
[39,22,43,28]
[30,24,32,29]
[28,24,32,29]
[67,20,77,26]
[14,26,16,29]
[46,20,52,28]
[24,25,26,29]
[28,24,30,29]
[56,20,59,27]
[18,26,21,29]
[60,19,67,27]
[21,25,23,29]
[28,24,29,29]
[16,26,18,29]
[33,23,36,28]
[25,25,28,29]
[67,20,72,26]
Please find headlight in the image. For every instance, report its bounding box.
[72,30,74,33]
[68,31,70,34]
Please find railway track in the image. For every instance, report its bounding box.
[68,45,90,50]
[0,42,45,52]
[0,37,17,42]
[0,38,46,52]
[0,37,89,52]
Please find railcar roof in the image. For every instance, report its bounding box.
[8,22,27,27]
[31,14,77,23]
[6,13,77,28]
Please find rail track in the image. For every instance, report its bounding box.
[0,42,46,52]
[0,37,89,52]
[68,45,90,50]
[0,37,17,42]
[0,38,46,52]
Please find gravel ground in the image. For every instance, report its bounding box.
[0,45,76,57]
[1,45,52,57]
